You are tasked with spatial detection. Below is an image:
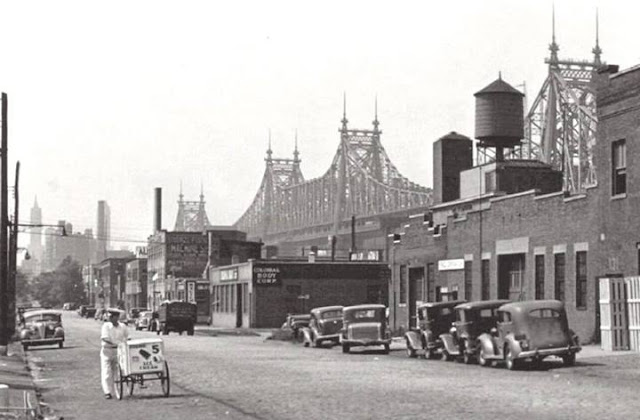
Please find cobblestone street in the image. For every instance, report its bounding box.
[23,313,640,420]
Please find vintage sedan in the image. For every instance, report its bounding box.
[404,300,466,359]
[476,300,581,370]
[340,304,391,354]
[302,306,343,348]
[439,300,510,363]
[19,309,65,351]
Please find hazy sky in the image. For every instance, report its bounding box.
[1,0,639,249]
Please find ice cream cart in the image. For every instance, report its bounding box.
[115,338,170,400]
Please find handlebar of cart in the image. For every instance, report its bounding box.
[115,338,170,400]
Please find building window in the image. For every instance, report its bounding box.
[426,263,435,302]
[612,139,626,196]
[464,260,472,300]
[399,265,407,305]
[535,255,545,300]
[481,259,490,300]
[576,251,587,309]
[485,171,496,193]
[554,253,566,301]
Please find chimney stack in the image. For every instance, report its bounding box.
[154,187,162,232]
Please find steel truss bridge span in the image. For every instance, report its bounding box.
[234,114,433,244]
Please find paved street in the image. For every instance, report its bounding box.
[25,312,640,420]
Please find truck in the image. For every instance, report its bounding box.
[156,301,197,336]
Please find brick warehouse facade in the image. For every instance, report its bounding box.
[388,64,640,344]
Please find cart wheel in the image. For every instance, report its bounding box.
[114,367,124,400]
[128,376,135,396]
[160,361,170,397]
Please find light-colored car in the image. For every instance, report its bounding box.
[340,304,391,354]
[476,300,581,370]
[19,309,65,351]
[135,311,158,331]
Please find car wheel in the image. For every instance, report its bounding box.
[441,349,452,361]
[505,345,520,371]
[406,339,417,358]
[383,344,390,355]
[59,341,64,349]
[342,343,350,354]
[562,353,576,367]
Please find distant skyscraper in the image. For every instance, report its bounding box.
[96,200,111,262]
[29,197,43,262]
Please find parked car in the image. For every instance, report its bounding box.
[84,307,97,319]
[476,300,581,370]
[340,304,391,354]
[157,301,197,335]
[439,300,510,363]
[19,309,65,351]
[62,302,76,311]
[302,306,343,348]
[135,311,158,331]
[404,300,466,359]
[128,307,148,320]
[280,313,311,342]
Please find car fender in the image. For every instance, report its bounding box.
[477,333,498,357]
[405,330,421,351]
[440,333,458,353]
[503,334,523,358]
[301,327,313,345]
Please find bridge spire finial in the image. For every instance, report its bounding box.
[592,8,602,66]
[372,95,380,133]
[341,92,348,131]
[548,4,559,64]
[200,180,204,201]
[266,129,273,162]
[179,180,184,202]
[293,129,300,163]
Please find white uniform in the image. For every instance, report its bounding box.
[100,321,129,395]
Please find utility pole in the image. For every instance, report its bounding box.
[1,93,9,351]
[8,161,19,338]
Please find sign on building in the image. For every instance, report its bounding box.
[253,266,281,286]
[438,259,465,271]
[186,280,196,304]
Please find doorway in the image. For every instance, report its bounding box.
[408,267,424,329]
[498,254,526,300]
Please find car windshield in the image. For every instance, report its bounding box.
[345,308,384,322]
[321,310,342,319]
[25,313,60,323]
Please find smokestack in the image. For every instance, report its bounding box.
[154,187,162,232]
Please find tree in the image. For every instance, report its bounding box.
[31,257,85,307]
[15,269,30,306]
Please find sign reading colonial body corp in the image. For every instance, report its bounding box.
[253,266,281,286]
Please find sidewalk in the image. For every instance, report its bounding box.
[0,342,40,419]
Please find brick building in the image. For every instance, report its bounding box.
[388,65,640,344]
[208,259,389,328]
[95,257,135,309]
[146,228,261,310]
[125,258,148,310]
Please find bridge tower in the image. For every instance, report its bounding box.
[479,9,602,193]
[174,183,211,232]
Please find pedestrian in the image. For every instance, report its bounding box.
[100,309,129,399]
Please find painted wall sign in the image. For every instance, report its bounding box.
[438,259,465,271]
[253,266,281,286]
